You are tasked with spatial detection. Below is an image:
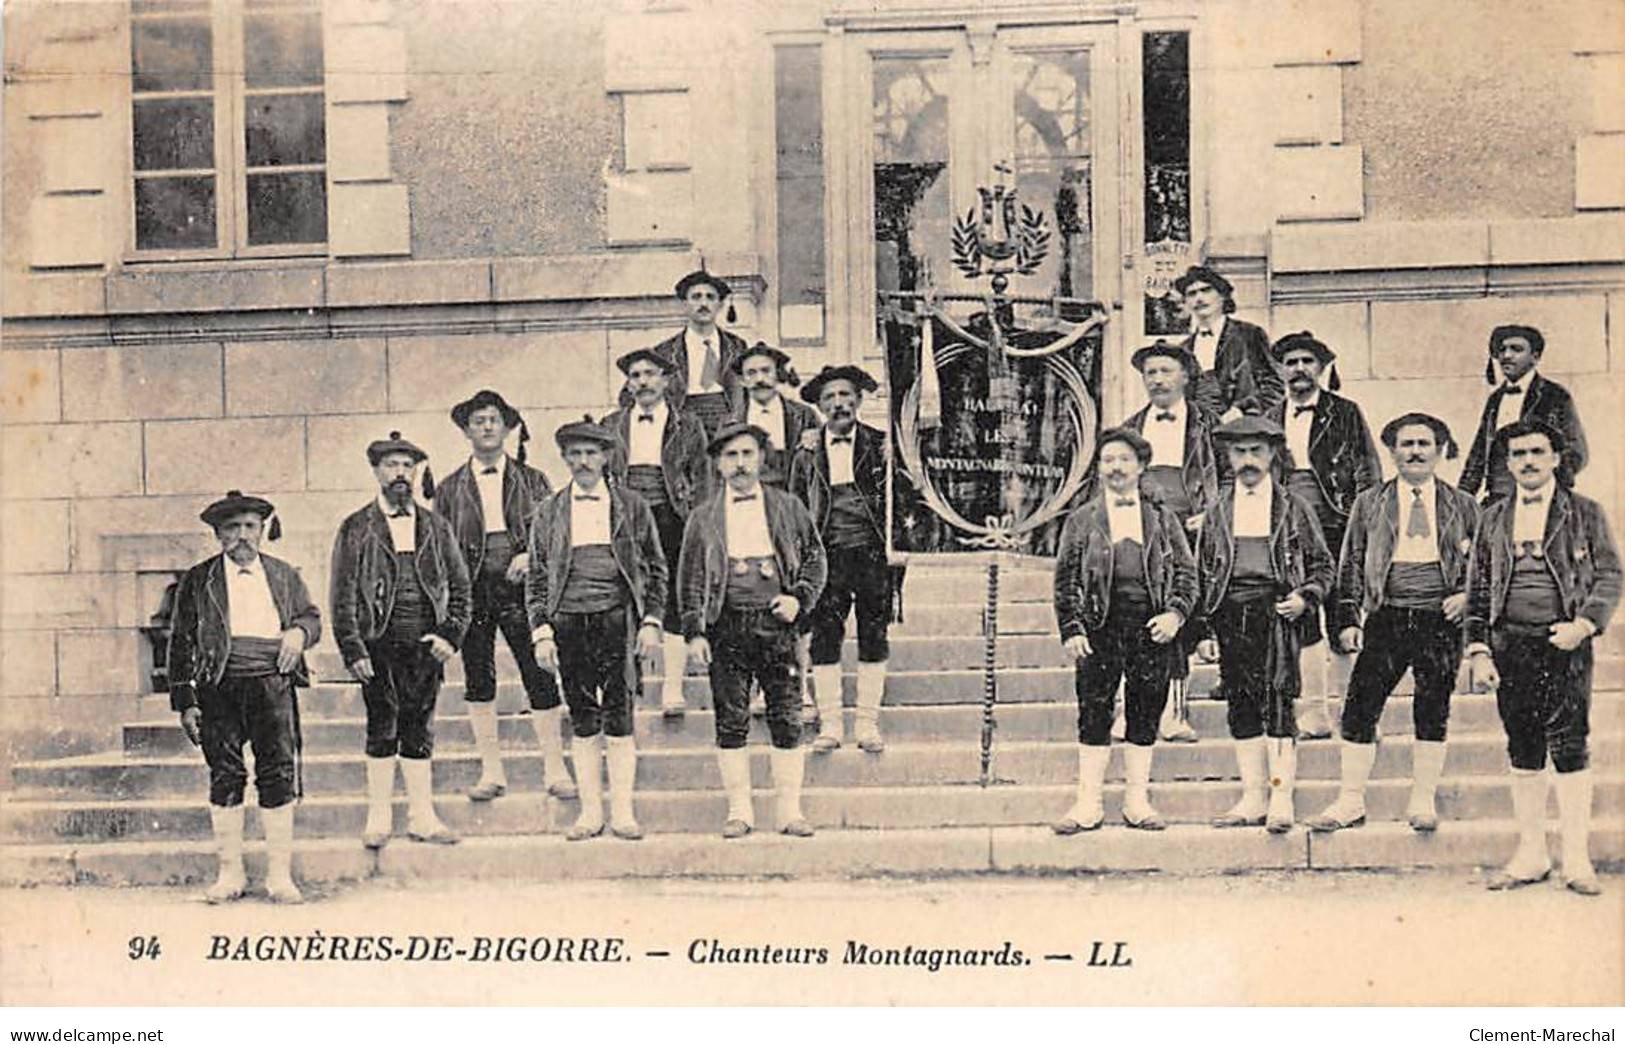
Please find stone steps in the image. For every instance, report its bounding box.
[6,820,1622,889]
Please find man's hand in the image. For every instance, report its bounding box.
[1274,591,1309,620]
[420,634,455,663]
[1467,651,1499,693]
[1339,626,1363,653]
[534,637,558,672]
[1197,638,1219,662]
[1549,619,1594,652]
[1441,592,1468,624]
[275,627,307,674]
[1063,634,1093,662]
[635,623,662,666]
[1146,611,1183,645]
[1184,512,1205,535]
[348,657,375,683]
[769,594,800,624]
[505,552,529,585]
[180,707,202,747]
[687,636,712,669]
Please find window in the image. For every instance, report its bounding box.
[773,43,825,343]
[1142,30,1191,336]
[130,0,326,254]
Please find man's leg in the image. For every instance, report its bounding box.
[1121,624,1170,830]
[360,648,402,849]
[808,560,856,752]
[1489,629,1555,889]
[397,644,456,844]
[198,685,249,901]
[1550,644,1598,894]
[1214,603,1269,828]
[246,675,302,902]
[462,578,507,800]
[1406,609,1461,832]
[656,504,690,716]
[495,597,575,798]
[599,608,642,840]
[754,617,810,836]
[1311,608,1409,831]
[851,545,893,753]
[555,612,606,839]
[709,612,757,837]
[1056,628,1122,834]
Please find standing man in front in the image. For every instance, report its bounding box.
[1173,265,1284,422]
[1459,324,1589,505]
[1465,419,1620,895]
[633,269,748,438]
[436,390,574,804]
[604,348,710,717]
[681,422,828,838]
[1194,417,1335,834]
[1309,413,1479,833]
[1269,331,1382,740]
[527,417,668,842]
[331,432,472,849]
[168,491,319,904]
[790,365,894,754]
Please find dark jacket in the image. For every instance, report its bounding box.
[677,484,828,638]
[433,455,554,575]
[617,327,748,413]
[329,501,473,666]
[1268,390,1382,529]
[1184,316,1285,419]
[1459,373,1589,500]
[1194,481,1336,698]
[787,421,888,547]
[1122,399,1223,520]
[1052,493,1198,676]
[1464,485,1621,647]
[731,392,822,487]
[523,484,668,630]
[167,553,323,712]
[602,403,712,518]
[1335,478,1480,630]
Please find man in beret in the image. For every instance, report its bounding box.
[730,342,821,489]
[1465,419,1620,894]
[168,491,319,903]
[1174,265,1284,422]
[790,365,893,753]
[1459,324,1589,505]
[1268,331,1381,740]
[1309,413,1479,834]
[1121,339,1223,743]
[435,390,573,804]
[603,347,710,717]
[331,432,472,848]
[1051,429,1197,834]
[527,417,668,841]
[627,269,748,438]
[680,422,827,838]
[1193,416,1335,834]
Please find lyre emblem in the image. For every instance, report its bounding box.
[950,163,1050,294]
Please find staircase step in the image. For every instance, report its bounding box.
[6,820,1622,889]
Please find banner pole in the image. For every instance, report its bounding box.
[980,556,1000,787]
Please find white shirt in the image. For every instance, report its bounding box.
[1392,477,1440,564]
[683,327,724,396]
[223,554,283,639]
[724,484,775,558]
[1143,397,1187,468]
[747,394,786,450]
[472,454,507,534]
[1191,315,1227,374]
[1285,391,1319,469]
[1104,490,1144,545]
[378,495,415,552]
[1495,371,1533,434]
[825,427,857,485]
[627,400,668,466]
[569,481,612,547]
[1233,476,1273,537]
[1512,478,1555,545]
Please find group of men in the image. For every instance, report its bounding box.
[164,262,1617,905]
[1053,265,1615,899]
[166,270,897,903]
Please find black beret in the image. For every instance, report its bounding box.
[1172,265,1233,298]
[1212,415,1286,442]
[367,430,428,465]
[1094,427,1154,467]
[707,421,772,457]
[730,341,792,374]
[616,347,677,376]
[200,489,275,528]
[1493,416,1566,457]
[450,389,521,430]
[674,269,731,300]
[1270,330,1336,365]
[1380,412,1458,460]
[800,364,878,404]
[1489,324,1545,356]
[1131,340,1199,379]
[554,414,619,451]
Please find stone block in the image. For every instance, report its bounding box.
[491,249,700,303]
[326,25,408,103]
[329,182,411,257]
[1268,0,1362,65]
[1273,145,1364,222]
[1576,134,1625,210]
[105,266,325,314]
[1369,295,1609,380]
[68,496,208,573]
[388,330,611,413]
[1268,301,1369,377]
[1,348,61,423]
[0,572,138,631]
[1612,291,1625,368]
[1591,55,1625,132]
[0,422,143,499]
[1,631,56,697]
[606,171,693,244]
[622,90,691,170]
[327,0,395,25]
[28,194,109,269]
[327,102,394,182]
[144,417,306,495]
[1273,65,1342,146]
[1488,215,1625,265]
[36,115,106,192]
[0,271,107,319]
[1,500,71,574]
[327,260,491,307]
[1572,0,1625,54]
[55,629,143,696]
[604,9,698,92]
[1272,220,1488,272]
[226,338,387,416]
[305,410,445,492]
[61,343,222,421]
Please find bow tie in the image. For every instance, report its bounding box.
[1522,494,1543,506]
[573,492,601,502]
[388,509,411,518]
[637,413,656,423]
[1154,410,1177,422]
[732,494,758,503]
[480,466,499,475]
[1292,404,1315,417]
[1114,498,1137,508]
[1196,327,1215,337]
[1502,385,1523,396]
[237,568,254,577]
[830,435,853,445]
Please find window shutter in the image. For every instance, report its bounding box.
[326,0,411,257]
